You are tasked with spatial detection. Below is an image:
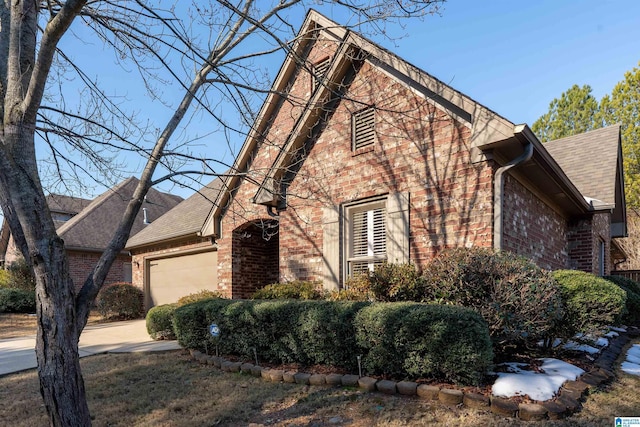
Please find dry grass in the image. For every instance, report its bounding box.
[0,346,639,426]
[0,312,120,340]
[0,313,38,339]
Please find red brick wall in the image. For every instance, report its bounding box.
[218,35,495,290]
[502,175,569,270]
[568,213,611,275]
[67,250,131,292]
[231,222,279,298]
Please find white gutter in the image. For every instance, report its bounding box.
[493,126,534,251]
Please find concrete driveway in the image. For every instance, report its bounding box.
[0,319,181,376]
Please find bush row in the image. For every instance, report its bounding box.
[172,299,493,385]
[254,249,636,351]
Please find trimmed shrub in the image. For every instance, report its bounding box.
[96,283,144,320]
[553,270,627,334]
[176,289,223,306]
[355,303,493,385]
[423,248,564,348]
[0,288,36,313]
[368,263,428,302]
[605,275,640,324]
[251,280,326,300]
[146,303,178,340]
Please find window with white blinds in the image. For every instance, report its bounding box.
[347,202,387,276]
[313,58,330,91]
[352,107,375,150]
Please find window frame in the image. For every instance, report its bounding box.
[343,196,388,278]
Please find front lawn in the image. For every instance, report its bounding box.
[0,349,638,426]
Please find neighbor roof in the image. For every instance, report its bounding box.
[126,178,223,249]
[45,194,93,229]
[544,125,622,207]
[57,177,183,252]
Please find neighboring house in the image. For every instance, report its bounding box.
[128,10,627,305]
[1,177,182,289]
[0,194,92,266]
[126,179,223,308]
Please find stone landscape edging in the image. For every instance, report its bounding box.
[186,326,639,422]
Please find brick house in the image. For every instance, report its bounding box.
[0,177,182,290]
[128,10,626,304]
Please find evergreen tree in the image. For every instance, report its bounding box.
[532,84,599,142]
[599,64,640,208]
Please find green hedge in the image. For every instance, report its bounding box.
[174,299,367,369]
[605,275,640,325]
[173,299,492,385]
[354,303,492,385]
[553,270,626,334]
[0,288,36,313]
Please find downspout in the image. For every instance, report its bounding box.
[493,130,534,251]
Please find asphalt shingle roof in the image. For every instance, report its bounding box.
[45,194,92,215]
[126,178,223,248]
[57,177,183,251]
[544,124,621,206]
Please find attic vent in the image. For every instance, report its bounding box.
[352,107,376,150]
[313,58,330,91]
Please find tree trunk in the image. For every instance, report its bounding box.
[34,239,91,427]
[0,124,92,426]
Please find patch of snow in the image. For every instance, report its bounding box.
[563,340,600,354]
[604,330,619,338]
[610,326,627,332]
[492,358,584,401]
[620,345,640,377]
[627,344,640,359]
[621,361,640,376]
[594,337,609,347]
[627,354,640,365]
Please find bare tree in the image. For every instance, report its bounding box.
[0,0,443,425]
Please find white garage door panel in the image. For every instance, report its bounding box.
[149,251,217,306]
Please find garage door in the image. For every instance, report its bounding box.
[148,250,217,307]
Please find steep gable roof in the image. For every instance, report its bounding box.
[200,9,516,238]
[126,178,223,249]
[57,177,183,251]
[544,124,626,237]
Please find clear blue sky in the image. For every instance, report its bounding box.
[383,0,640,125]
[35,1,640,200]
